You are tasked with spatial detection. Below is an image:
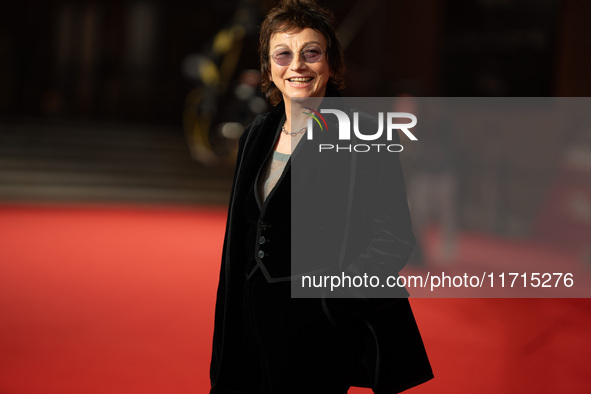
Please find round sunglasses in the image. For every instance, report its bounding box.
[271,45,325,66]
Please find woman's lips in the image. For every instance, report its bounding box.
[286,77,314,87]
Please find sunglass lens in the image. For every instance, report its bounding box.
[273,50,293,66]
[303,47,322,63]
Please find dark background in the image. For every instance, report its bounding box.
[2,0,590,120]
[2,0,589,123]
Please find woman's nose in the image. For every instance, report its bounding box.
[290,51,306,70]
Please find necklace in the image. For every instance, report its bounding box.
[281,122,307,136]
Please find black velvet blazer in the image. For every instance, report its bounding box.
[210,97,433,393]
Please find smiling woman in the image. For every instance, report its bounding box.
[258,0,345,107]
[268,28,332,102]
[209,1,433,393]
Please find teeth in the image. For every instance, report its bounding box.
[289,77,312,82]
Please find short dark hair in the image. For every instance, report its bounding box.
[259,0,345,105]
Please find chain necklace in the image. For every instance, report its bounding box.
[281,122,307,136]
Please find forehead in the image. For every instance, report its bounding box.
[269,27,327,49]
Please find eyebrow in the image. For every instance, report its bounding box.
[272,40,323,49]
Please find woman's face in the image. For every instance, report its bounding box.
[268,28,332,103]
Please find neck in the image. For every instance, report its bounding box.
[284,97,293,128]
[283,96,323,134]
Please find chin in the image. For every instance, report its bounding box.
[290,89,323,99]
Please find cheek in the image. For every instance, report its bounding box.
[269,65,281,83]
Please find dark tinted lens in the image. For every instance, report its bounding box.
[272,49,293,66]
[302,46,322,63]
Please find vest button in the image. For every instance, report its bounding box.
[259,236,266,244]
[258,250,265,258]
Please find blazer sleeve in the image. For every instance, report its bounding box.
[322,120,415,323]
[328,116,415,298]
[349,129,415,283]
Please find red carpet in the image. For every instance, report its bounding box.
[0,205,589,393]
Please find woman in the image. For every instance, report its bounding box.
[210,1,433,393]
